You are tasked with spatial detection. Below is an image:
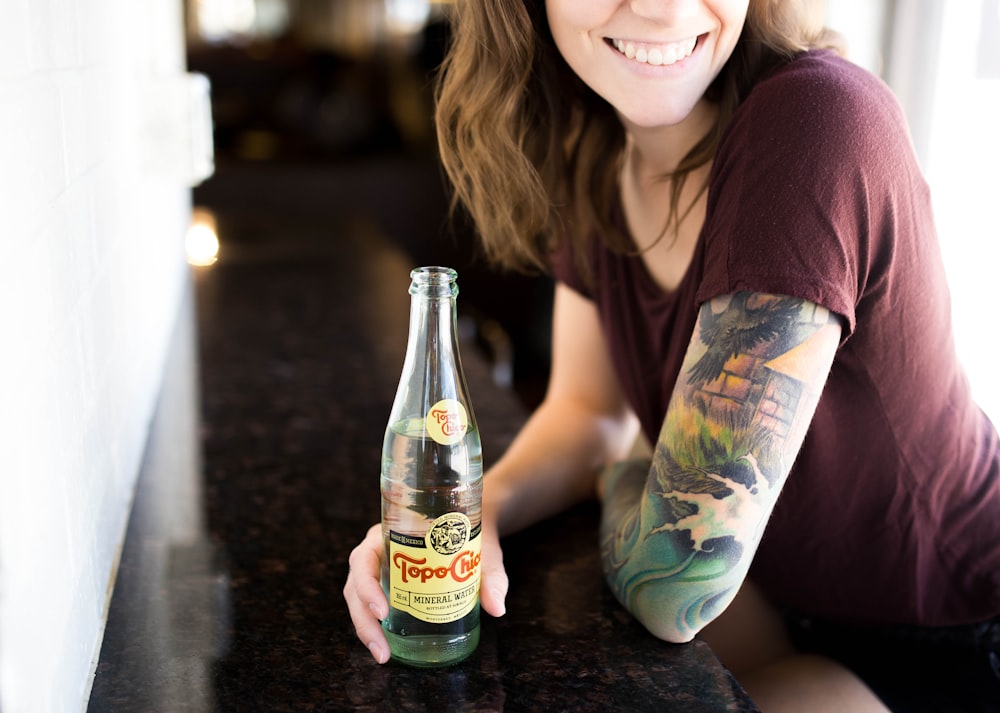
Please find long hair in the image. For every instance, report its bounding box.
[434,0,841,274]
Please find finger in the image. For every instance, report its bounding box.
[344,577,390,664]
[348,525,388,618]
[344,525,390,663]
[478,531,508,618]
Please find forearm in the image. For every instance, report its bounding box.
[599,453,745,642]
[598,293,842,642]
[485,397,639,537]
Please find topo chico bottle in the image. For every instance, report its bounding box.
[380,266,482,667]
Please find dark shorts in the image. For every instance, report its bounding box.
[781,610,1000,713]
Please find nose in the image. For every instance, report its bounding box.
[628,0,699,24]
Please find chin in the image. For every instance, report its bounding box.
[613,96,703,131]
[619,108,695,130]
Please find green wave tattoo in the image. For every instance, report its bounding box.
[600,293,840,638]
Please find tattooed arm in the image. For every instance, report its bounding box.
[600,292,842,642]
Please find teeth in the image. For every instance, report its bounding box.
[612,36,697,66]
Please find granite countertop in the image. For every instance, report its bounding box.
[87,210,759,712]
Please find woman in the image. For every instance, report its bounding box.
[345,1,1000,709]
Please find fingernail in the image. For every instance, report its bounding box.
[369,602,383,620]
[491,589,506,616]
[368,641,387,664]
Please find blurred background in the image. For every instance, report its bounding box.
[0,2,997,712]
[186,0,556,410]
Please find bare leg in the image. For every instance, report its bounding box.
[699,579,797,674]
[741,654,891,713]
[699,581,890,712]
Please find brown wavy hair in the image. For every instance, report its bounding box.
[434,0,841,274]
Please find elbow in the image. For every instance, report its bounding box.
[633,608,701,645]
[601,553,722,643]
[623,582,736,644]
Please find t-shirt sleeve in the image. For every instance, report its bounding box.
[547,237,594,299]
[696,52,919,338]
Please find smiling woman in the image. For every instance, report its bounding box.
[346,1,1000,710]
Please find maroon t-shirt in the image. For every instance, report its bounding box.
[552,50,1000,626]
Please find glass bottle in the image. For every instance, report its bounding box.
[380,266,483,667]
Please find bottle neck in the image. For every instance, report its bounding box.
[388,266,475,438]
[409,266,458,301]
[405,289,457,367]
[406,267,459,365]
[395,267,463,407]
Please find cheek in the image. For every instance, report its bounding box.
[546,20,588,73]
[713,2,749,60]
[719,0,750,37]
[545,0,608,48]
[546,4,577,47]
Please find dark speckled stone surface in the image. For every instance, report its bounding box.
[87,210,759,713]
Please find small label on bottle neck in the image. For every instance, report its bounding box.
[425,399,468,445]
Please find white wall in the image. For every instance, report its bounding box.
[0,0,196,711]
[825,0,891,75]
[921,1,1000,426]
[828,0,1000,425]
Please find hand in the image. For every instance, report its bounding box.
[344,524,391,663]
[344,518,510,664]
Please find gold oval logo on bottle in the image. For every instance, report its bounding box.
[425,398,468,445]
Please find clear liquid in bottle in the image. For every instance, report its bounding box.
[381,417,483,666]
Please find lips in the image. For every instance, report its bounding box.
[607,35,699,66]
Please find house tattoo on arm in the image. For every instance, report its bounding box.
[600,292,841,639]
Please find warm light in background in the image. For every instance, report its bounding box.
[188,0,453,49]
[186,209,220,266]
[385,0,431,36]
[194,0,289,43]
[195,0,255,40]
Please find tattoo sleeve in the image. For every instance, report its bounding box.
[599,293,841,641]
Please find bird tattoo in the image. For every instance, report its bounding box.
[687,293,802,385]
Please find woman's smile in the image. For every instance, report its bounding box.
[546,0,749,130]
[605,35,701,67]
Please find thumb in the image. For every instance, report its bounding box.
[479,533,508,617]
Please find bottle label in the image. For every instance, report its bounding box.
[388,512,481,624]
[425,399,468,446]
